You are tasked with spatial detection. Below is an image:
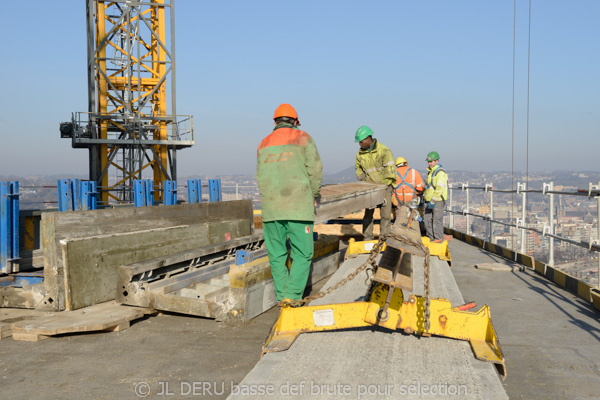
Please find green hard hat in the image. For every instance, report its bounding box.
[355,126,373,142]
[426,151,440,161]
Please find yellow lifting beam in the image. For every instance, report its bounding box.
[263,284,506,379]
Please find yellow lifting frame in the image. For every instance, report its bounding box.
[263,283,506,380]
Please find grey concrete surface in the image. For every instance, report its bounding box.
[449,239,600,400]
[0,308,278,400]
[228,252,507,400]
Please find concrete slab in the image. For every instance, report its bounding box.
[228,251,507,399]
[474,263,523,272]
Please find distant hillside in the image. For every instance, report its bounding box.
[323,166,356,184]
[322,169,600,190]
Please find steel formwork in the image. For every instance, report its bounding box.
[63,0,194,204]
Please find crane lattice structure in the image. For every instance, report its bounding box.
[61,0,194,204]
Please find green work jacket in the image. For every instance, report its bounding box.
[424,164,448,203]
[257,123,323,222]
[355,139,396,186]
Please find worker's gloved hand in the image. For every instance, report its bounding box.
[426,201,436,210]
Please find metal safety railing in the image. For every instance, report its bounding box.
[445,181,600,287]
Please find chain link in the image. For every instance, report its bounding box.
[278,232,431,333]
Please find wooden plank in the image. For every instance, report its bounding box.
[314,183,387,224]
[40,200,253,311]
[314,224,380,237]
[10,301,145,339]
[62,219,251,310]
[0,308,46,339]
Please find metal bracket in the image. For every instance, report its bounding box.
[517,183,526,194]
[516,218,525,229]
[461,183,467,191]
[542,225,552,237]
[485,184,493,193]
[542,183,551,194]
[588,183,600,199]
[589,240,599,252]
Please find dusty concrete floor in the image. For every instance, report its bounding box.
[0,307,279,400]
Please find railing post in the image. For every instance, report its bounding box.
[519,182,527,254]
[596,181,600,289]
[236,183,239,200]
[465,184,470,236]
[448,183,454,230]
[487,184,494,243]
[548,182,555,266]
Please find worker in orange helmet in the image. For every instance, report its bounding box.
[257,103,323,303]
[391,156,424,207]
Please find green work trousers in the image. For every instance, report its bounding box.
[263,220,314,301]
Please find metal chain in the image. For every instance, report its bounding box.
[278,232,431,333]
[278,236,387,308]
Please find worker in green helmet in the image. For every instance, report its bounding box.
[423,151,448,243]
[354,126,395,239]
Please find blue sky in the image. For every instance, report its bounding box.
[0,1,598,178]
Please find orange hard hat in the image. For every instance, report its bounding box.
[273,103,298,120]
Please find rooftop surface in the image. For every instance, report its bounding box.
[449,239,600,400]
[0,238,598,399]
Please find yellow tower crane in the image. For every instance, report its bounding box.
[61,0,194,204]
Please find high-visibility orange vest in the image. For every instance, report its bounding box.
[393,165,424,205]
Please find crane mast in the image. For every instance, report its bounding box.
[61,0,194,204]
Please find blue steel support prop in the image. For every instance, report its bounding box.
[71,179,79,211]
[1,182,20,274]
[208,179,222,202]
[79,181,98,211]
[11,182,19,264]
[134,179,156,207]
[134,180,145,207]
[187,179,202,204]
[164,180,177,206]
[145,180,154,206]
[0,183,9,273]
[57,179,70,212]
[58,179,94,211]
